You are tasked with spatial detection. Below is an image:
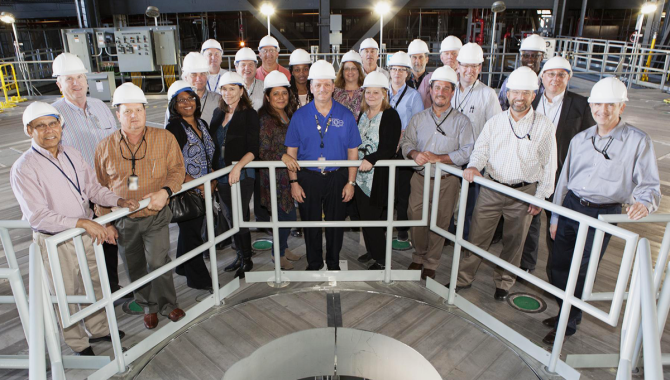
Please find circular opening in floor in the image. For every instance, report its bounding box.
[252,238,273,251]
[508,292,547,313]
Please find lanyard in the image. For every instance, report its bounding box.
[206,74,220,92]
[119,131,147,175]
[431,108,454,136]
[508,112,537,141]
[315,114,332,148]
[32,147,83,199]
[391,85,409,110]
[248,79,258,98]
[454,82,476,113]
[541,94,563,125]
[591,136,613,160]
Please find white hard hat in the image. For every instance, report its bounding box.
[429,66,458,85]
[258,35,279,50]
[341,50,363,65]
[217,71,246,89]
[112,82,148,106]
[588,77,628,103]
[457,43,484,64]
[520,34,546,52]
[440,36,463,52]
[388,51,412,68]
[361,71,389,88]
[167,80,193,100]
[540,56,573,77]
[52,52,88,77]
[263,70,290,89]
[235,47,258,64]
[308,60,336,80]
[359,38,379,51]
[182,52,210,74]
[408,39,430,56]
[201,39,223,53]
[289,49,311,65]
[506,66,539,91]
[23,102,62,137]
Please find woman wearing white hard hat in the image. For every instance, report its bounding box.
[201,39,227,92]
[209,72,259,278]
[288,48,314,107]
[232,47,264,111]
[165,80,217,291]
[333,50,366,121]
[354,72,401,269]
[256,71,301,269]
[256,35,291,81]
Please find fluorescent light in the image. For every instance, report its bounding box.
[260,3,275,16]
[374,2,391,16]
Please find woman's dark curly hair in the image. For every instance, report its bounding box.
[167,89,202,121]
[259,86,299,126]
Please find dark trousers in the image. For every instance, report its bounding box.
[254,169,271,223]
[394,166,413,232]
[218,177,254,258]
[102,242,120,292]
[463,181,480,241]
[355,186,388,263]
[275,207,297,257]
[520,208,554,275]
[550,191,621,335]
[175,215,212,289]
[297,168,348,270]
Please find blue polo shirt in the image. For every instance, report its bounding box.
[285,100,362,172]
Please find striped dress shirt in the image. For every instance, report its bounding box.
[52,97,118,168]
[469,108,557,199]
[94,127,185,218]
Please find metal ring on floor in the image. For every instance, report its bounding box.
[392,238,413,251]
[252,237,273,251]
[507,292,547,314]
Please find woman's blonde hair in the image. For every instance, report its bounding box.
[360,87,391,114]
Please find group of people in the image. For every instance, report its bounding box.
[10,32,661,356]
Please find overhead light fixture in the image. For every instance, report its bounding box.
[1,12,16,24]
[145,6,160,27]
[488,1,506,87]
[374,2,391,68]
[641,2,658,14]
[374,2,391,15]
[260,3,275,16]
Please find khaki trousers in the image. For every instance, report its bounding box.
[34,232,109,353]
[456,183,536,290]
[408,173,460,270]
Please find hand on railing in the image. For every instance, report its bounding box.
[117,198,140,211]
[463,167,482,183]
[143,189,170,211]
[105,225,119,245]
[75,219,107,245]
[281,154,300,172]
[626,202,649,220]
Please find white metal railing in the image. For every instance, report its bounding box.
[0,159,663,379]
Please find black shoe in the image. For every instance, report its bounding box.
[494,288,509,301]
[327,265,341,271]
[291,229,303,238]
[368,261,385,270]
[520,266,534,273]
[234,259,253,279]
[396,230,409,242]
[542,316,581,328]
[491,234,502,245]
[444,282,472,293]
[75,346,95,356]
[89,330,126,344]
[306,262,325,271]
[350,227,360,232]
[224,253,243,272]
[357,252,373,263]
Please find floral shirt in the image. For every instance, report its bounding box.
[182,119,215,179]
[356,111,383,197]
[259,113,294,214]
[333,87,364,121]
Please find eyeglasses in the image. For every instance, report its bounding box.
[32,120,61,131]
[389,67,407,73]
[343,66,359,72]
[521,53,543,60]
[177,96,197,104]
[544,71,569,79]
[508,90,533,98]
[260,48,278,55]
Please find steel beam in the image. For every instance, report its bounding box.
[319,0,330,55]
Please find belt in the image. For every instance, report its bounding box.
[417,171,448,179]
[574,195,621,209]
[489,176,534,189]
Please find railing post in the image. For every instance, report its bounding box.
[268,167,283,285]
[203,181,220,302]
[28,243,46,380]
[383,162,397,284]
[581,229,604,300]
[447,177,470,305]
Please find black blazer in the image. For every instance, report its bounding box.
[532,90,594,182]
[361,107,402,208]
[209,107,260,169]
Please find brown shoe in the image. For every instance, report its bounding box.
[168,308,186,323]
[144,313,158,329]
[421,268,436,280]
[408,262,423,271]
[272,256,295,270]
[284,249,301,261]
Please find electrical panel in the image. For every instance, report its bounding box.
[114,30,156,72]
[153,30,177,66]
[65,32,93,72]
[95,31,113,48]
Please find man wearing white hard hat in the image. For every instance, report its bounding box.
[451,66,557,300]
[201,39,228,92]
[232,47,264,111]
[256,35,291,81]
[284,60,362,271]
[289,48,314,107]
[417,35,463,109]
[11,102,139,355]
[498,34,546,110]
[51,52,125,294]
[543,76,661,344]
[96,83,186,330]
[399,66,474,280]
[406,39,430,91]
[359,37,390,80]
[164,52,222,126]
[451,42,502,241]
[519,56,594,277]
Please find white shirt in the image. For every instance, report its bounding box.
[246,78,264,111]
[536,91,565,132]
[207,70,228,92]
[451,80,502,140]
[469,109,558,199]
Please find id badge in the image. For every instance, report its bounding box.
[318,156,326,174]
[128,175,139,191]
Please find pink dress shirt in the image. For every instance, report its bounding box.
[256,65,291,81]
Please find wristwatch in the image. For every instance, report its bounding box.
[348,181,356,187]
[289,179,299,184]
[162,186,173,197]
